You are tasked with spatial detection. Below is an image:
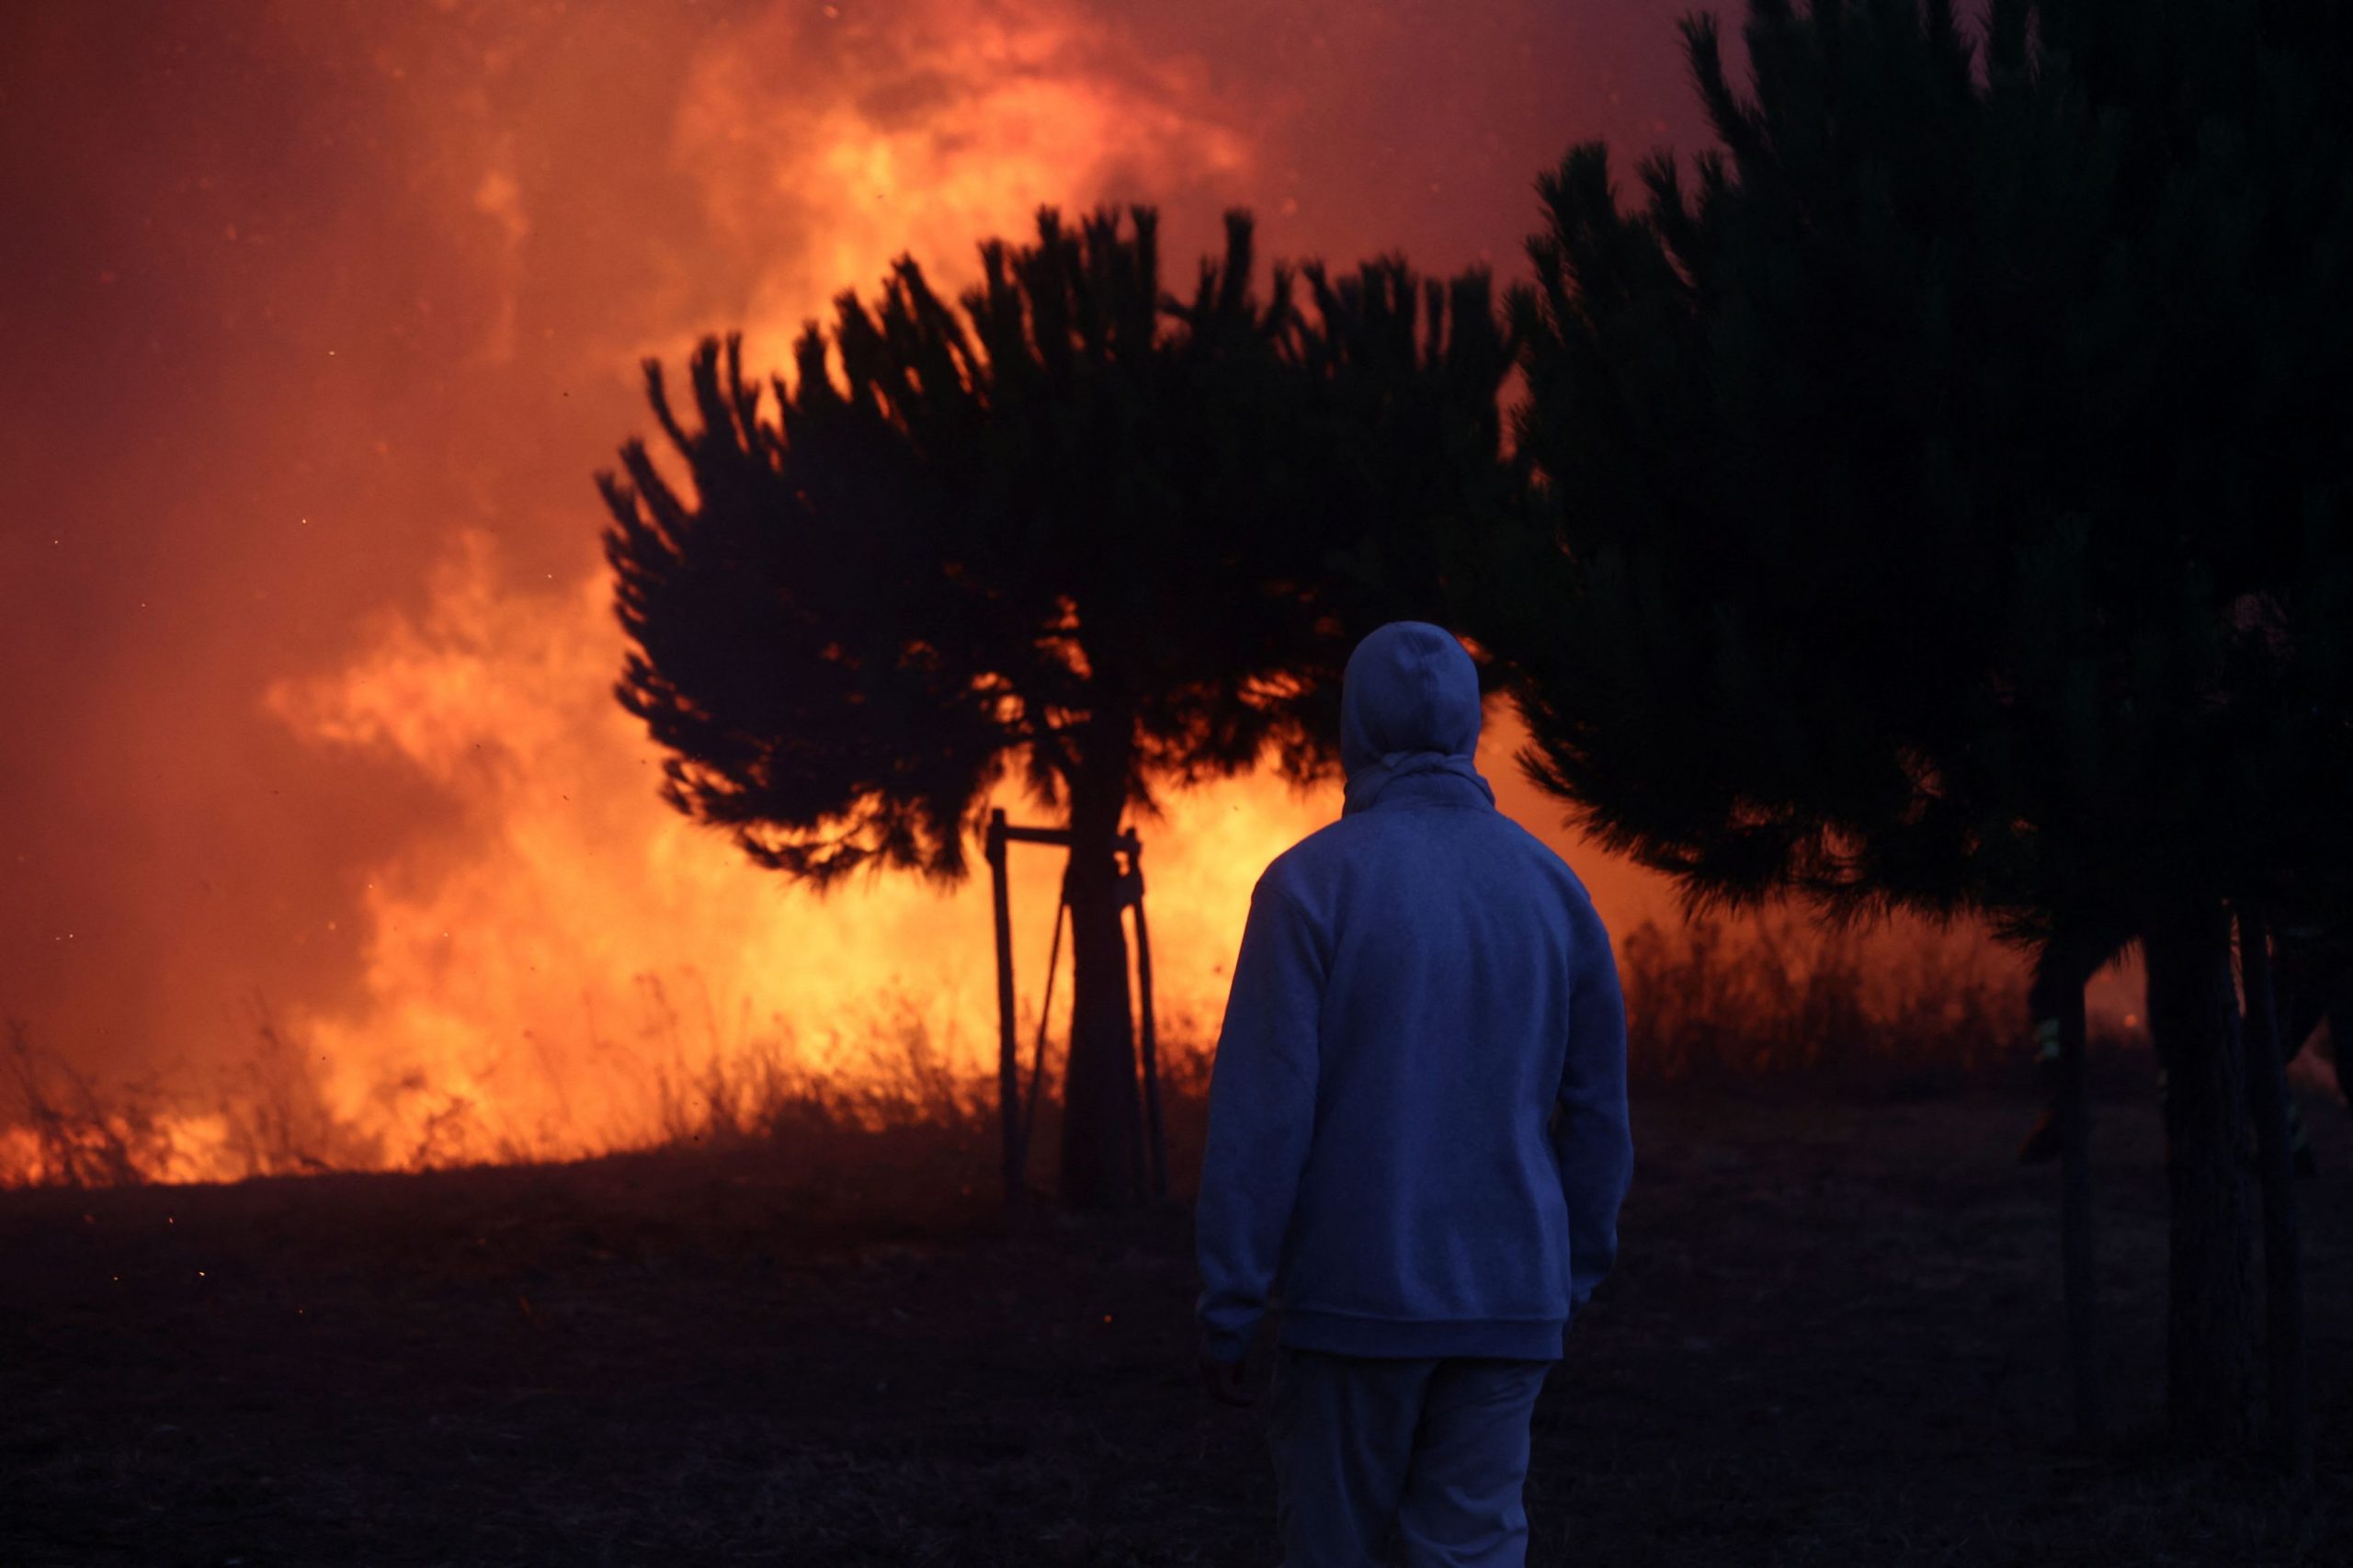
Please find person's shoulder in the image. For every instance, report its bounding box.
[1255,823,1374,925]
[1487,813,1597,905]
[1252,836,1321,904]
[1261,815,1353,880]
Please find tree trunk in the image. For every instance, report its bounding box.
[2269,923,2332,1064]
[1054,717,1144,1213]
[2234,901,2312,1482]
[2142,898,2259,1453]
[2049,938,2106,1451]
[2334,999,2353,1108]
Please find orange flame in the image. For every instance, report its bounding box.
[0,1,2109,1188]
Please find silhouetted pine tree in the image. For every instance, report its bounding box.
[1459,0,2353,1461]
[598,205,1524,1212]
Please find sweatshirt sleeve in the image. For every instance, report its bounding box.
[1193,877,1325,1364]
[1555,894,1632,1311]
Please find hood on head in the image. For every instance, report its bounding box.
[1340,620,1483,779]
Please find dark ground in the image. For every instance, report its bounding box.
[5,1085,2350,1567]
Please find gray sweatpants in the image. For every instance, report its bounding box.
[1265,1344,1555,1567]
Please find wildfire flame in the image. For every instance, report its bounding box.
[2,2,2115,1189]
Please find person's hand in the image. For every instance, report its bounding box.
[1198,1344,1255,1407]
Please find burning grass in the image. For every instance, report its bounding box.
[3,907,2165,1192]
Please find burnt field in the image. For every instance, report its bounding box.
[6,1083,2351,1567]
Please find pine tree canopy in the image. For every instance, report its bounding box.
[1473,0,2353,949]
[597,205,1527,892]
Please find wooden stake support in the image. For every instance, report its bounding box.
[985,807,1167,1209]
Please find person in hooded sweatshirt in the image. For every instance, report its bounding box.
[1192,619,1634,1568]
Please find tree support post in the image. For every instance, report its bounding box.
[987,808,1152,1210]
[987,809,1021,1209]
[1121,837,1170,1204]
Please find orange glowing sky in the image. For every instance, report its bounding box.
[0,0,2100,1178]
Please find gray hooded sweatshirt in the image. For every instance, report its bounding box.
[1193,619,1634,1362]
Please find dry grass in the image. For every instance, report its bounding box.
[1615,907,2157,1100]
[9,914,2349,1563]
